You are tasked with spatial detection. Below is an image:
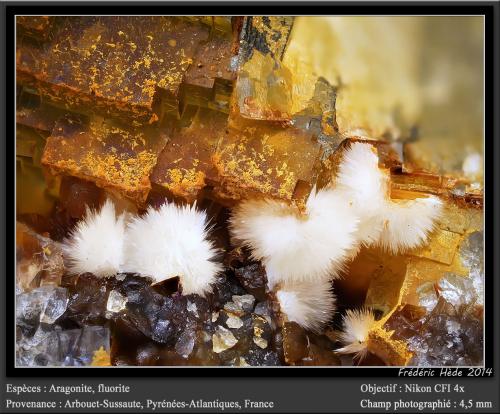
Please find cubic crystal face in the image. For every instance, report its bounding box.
[42,116,168,203]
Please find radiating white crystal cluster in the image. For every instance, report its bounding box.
[63,200,221,297]
[336,308,377,359]
[230,142,443,348]
[63,142,442,354]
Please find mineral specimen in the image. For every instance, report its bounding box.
[106,290,128,316]
[42,116,168,203]
[16,286,68,335]
[64,273,118,326]
[16,222,65,291]
[150,109,225,202]
[212,326,238,353]
[16,288,111,367]
[15,15,484,367]
[122,202,222,296]
[213,116,323,204]
[16,16,213,123]
[385,297,483,366]
[17,16,54,41]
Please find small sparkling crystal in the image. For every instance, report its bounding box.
[106,290,128,316]
[232,294,256,312]
[226,314,244,329]
[212,326,238,353]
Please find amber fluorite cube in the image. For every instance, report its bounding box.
[42,115,168,203]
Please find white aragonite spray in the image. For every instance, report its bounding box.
[122,202,222,297]
[276,279,336,333]
[229,187,359,288]
[337,307,377,360]
[336,142,390,210]
[376,195,443,254]
[63,199,127,277]
[335,142,389,249]
[335,141,443,254]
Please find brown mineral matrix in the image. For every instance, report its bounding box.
[17,16,54,41]
[153,107,322,205]
[213,114,323,204]
[16,16,210,123]
[17,90,69,134]
[41,115,168,203]
[150,109,225,202]
[184,31,236,89]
